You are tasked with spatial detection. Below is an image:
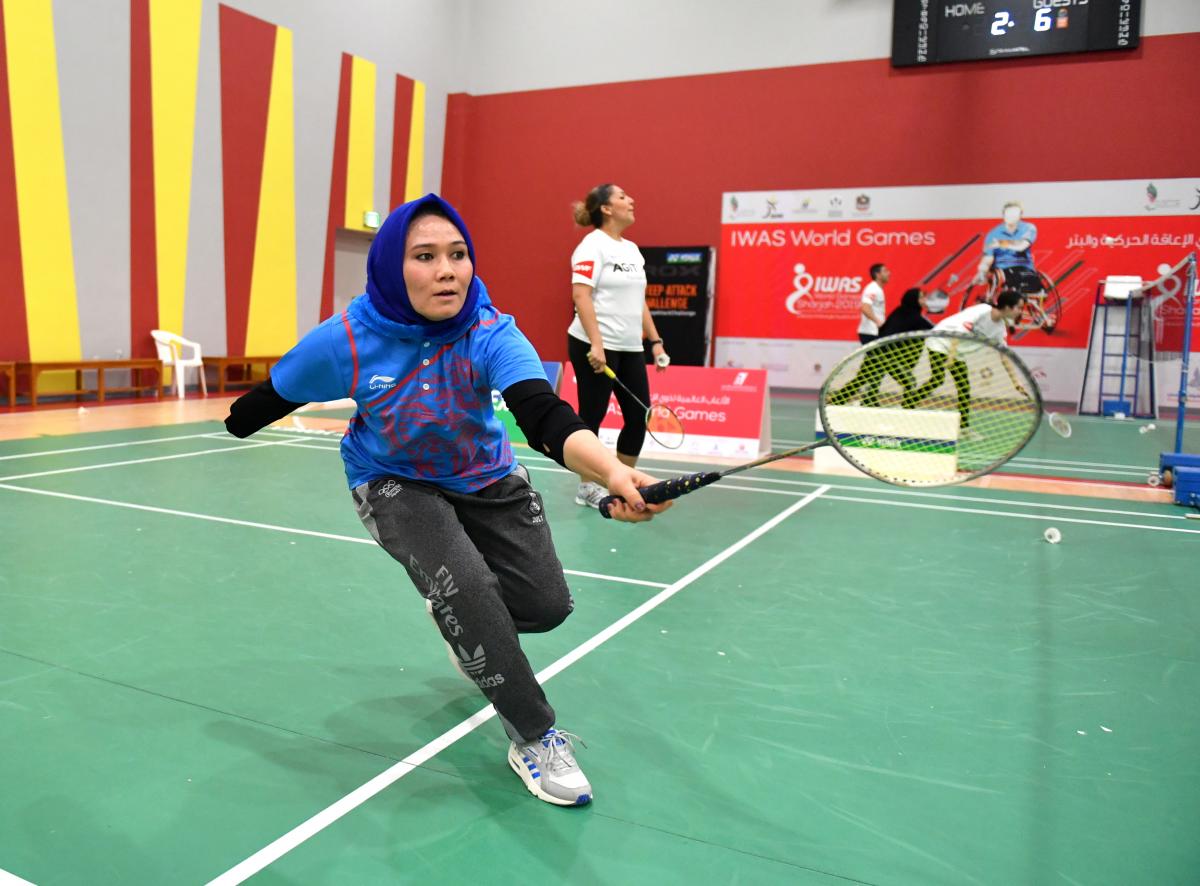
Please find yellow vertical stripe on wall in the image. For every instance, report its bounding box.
[343,55,375,232]
[4,0,80,360]
[149,0,202,337]
[244,26,296,356]
[403,79,425,201]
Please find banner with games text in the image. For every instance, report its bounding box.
[716,178,1200,402]
[559,364,770,458]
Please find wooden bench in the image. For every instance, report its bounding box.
[0,360,14,408]
[203,356,281,395]
[16,359,165,408]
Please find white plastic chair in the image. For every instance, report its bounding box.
[150,329,207,399]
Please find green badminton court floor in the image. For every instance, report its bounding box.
[1,413,1197,884]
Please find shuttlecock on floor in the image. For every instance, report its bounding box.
[1043,527,1062,544]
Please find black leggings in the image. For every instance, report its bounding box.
[904,350,973,427]
[828,342,923,408]
[567,335,648,458]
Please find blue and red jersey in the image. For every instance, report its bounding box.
[271,283,547,492]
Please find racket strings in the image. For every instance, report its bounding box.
[645,401,685,449]
[820,331,1041,486]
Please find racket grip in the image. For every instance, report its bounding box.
[598,471,721,519]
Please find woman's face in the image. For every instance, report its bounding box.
[402,214,473,321]
[603,186,635,227]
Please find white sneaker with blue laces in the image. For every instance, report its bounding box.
[508,728,592,806]
[574,481,607,509]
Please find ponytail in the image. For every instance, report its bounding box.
[573,183,615,227]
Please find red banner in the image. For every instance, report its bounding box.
[559,364,769,457]
[1140,257,1199,359]
[717,217,1200,349]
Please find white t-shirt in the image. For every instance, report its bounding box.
[567,229,647,352]
[929,303,1008,353]
[858,281,885,336]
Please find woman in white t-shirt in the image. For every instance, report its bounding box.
[567,183,670,508]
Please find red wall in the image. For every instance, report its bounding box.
[441,34,1200,360]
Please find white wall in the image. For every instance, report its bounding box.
[458,0,1200,95]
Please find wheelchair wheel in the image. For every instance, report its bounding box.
[1034,272,1062,332]
[959,277,997,312]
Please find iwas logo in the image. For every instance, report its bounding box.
[785,262,864,315]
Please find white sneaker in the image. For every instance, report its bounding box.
[508,728,592,806]
[426,598,472,683]
[574,481,608,509]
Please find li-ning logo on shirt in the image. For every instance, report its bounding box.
[369,374,397,390]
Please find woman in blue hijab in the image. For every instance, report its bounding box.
[227,194,671,807]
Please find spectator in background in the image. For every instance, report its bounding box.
[829,287,932,406]
[975,201,1039,293]
[858,263,890,344]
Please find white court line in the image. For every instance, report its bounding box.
[0,441,275,483]
[0,484,668,590]
[0,432,221,461]
[1009,456,1153,471]
[820,493,1200,535]
[1004,464,1146,478]
[687,481,1198,533]
[523,461,1187,524]
[558,568,667,589]
[207,438,1185,526]
[692,472,1188,522]
[770,437,1154,473]
[201,434,341,454]
[204,485,832,886]
[0,869,37,886]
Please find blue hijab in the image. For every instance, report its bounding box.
[366,193,482,342]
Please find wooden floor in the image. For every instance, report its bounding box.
[0,395,240,441]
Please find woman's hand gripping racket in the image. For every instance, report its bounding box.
[599,330,1043,517]
[601,366,685,449]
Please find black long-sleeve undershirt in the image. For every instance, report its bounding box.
[224,378,306,438]
[224,376,588,468]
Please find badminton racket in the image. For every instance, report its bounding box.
[601,365,685,450]
[599,330,1042,516]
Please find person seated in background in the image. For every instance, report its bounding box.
[975,201,1041,296]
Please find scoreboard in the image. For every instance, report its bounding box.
[892,0,1141,67]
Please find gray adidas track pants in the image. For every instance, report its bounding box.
[352,464,572,743]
